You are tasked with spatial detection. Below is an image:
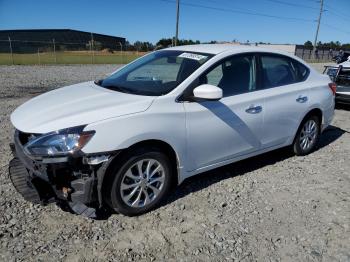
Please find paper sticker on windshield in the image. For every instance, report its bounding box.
[178,52,207,61]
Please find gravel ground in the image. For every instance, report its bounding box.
[0,64,349,262]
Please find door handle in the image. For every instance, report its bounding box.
[245,105,262,114]
[296,95,308,103]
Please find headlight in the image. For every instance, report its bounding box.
[24,126,95,157]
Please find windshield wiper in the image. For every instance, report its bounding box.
[94,79,103,86]
[101,84,134,94]
[94,79,158,96]
[94,79,132,93]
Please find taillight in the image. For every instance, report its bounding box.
[328,82,337,95]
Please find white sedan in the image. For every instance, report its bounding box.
[9,45,335,217]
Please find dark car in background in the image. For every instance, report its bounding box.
[324,60,350,105]
[333,52,350,64]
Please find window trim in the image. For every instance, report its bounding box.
[179,52,260,101]
[256,52,310,90]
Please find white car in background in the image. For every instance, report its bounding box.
[9,45,335,217]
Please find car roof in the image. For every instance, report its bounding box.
[165,44,294,56]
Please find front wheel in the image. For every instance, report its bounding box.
[293,115,320,156]
[106,149,173,216]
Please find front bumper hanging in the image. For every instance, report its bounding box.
[8,131,113,219]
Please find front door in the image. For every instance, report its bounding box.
[184,54,265,171]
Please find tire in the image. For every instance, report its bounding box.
[106,148,173,216]
[293,115,320,156]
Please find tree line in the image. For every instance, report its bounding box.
[304,40,350,50]
[125,38,205,51]
[122,39,350,52]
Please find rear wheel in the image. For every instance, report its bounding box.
[106,149,172,216]
[293,115,320,155]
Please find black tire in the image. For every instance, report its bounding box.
[105,148,173,216]
[293,115,320,156]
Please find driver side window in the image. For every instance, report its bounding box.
[198,55,257,97]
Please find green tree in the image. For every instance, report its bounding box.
[304,40,313,47]
[134,41,154,52]
[156,38,201,48]
[156,38,173,48]
[342,43,350,49]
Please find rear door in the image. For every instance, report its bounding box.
[258,54,311,148]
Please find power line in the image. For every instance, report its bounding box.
[160,0,316,22]
[322,23,350,35]
[300,0,320,3]
[324,10,350,23]
[163,0,350,42]
[195,0,318,12]
[264,0,319,10]
[324,4,350,22]
[324,4,349,19]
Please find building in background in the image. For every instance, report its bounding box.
[0,29,125,53]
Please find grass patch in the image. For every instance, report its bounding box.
[0,51,146,65]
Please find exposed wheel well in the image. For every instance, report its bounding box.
[293,108,323,143]
[100,139,179,209]
[303,108,323,126]
[109,140,179,185]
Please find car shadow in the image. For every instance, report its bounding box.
[164,124,346,206]
[199,101,262,148]
[91,124,346,219]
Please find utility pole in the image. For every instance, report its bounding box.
[175,0,180,46]
[8,36,14,65]
[313,0,324,49]
[90,32,95,64]
[53,39,57,63]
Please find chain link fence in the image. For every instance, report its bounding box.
[0,38,148,65]
[1,39,348,65]
[294,45,348,63]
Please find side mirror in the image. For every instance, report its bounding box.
[193,84,223,101]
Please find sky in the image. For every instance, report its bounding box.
[0,0,349,45]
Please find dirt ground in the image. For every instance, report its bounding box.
[0,64,349,262]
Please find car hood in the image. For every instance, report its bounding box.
[11,81,155,134]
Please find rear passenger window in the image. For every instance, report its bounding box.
[261,55,298,88]
[292,60,310,81]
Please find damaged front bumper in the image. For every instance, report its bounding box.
[9,130,116,218]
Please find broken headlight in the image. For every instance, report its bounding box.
[24,126,95,157]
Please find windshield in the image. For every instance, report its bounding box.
[98,50,213,96]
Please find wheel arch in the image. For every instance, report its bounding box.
[292,107,323,143]
[99,139,180,207]
[304,108,323,125]
[123,139,180,186]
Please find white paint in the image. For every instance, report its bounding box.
[11,44,334,184]
[193,84,223,100]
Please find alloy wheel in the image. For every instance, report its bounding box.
[120,159,165,208]
[299,119,318,151]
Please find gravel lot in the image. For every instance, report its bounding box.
[0,64,349,261]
